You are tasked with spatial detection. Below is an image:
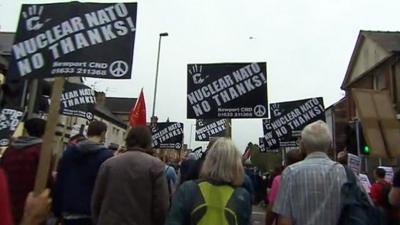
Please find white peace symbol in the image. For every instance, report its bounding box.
[86,112,93,120]
[109,61,129,77]
[175,143,182,149]
[254,105,266,117]
[0,139,9,146]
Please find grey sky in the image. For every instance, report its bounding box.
[1,0,399,151]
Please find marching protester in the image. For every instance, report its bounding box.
[165,138,252,225]
[179,152,196,184]
[52,120,113,225]
[165,161,178,201]
[272,120,347,225]
[1,118,47,225]
[371,167,400,224]
[336,149,348,165]
[265,149,303,225]
[370,168,391,207]
[91,126,169,225]
[181,139,216,183]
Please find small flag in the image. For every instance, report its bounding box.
[129,89,146,127]
[242,147,252,160]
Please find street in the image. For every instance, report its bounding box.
[251,205,266,225]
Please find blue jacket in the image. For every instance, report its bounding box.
[52,140,113,218]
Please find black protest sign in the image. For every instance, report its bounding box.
[262,97,325,149]
[0,108,24,146]
[60,82,95,120]
[187,63,268,119]
[192,146,204,159]
[195,119,226,141]
[261,119,280,150]
[259,137,279,153]
[8,2,137,80]
[151,122,184,150]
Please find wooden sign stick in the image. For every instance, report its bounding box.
[225,119,232,138]
[34,77,65,195]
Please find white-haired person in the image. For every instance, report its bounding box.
[165,138,252,225]
[272,120,348,225]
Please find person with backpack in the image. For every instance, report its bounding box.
[272,121,348,225]
[165,138,252,225]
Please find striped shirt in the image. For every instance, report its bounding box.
[272,152,347,225]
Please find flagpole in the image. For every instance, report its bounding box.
[151,32,168,118]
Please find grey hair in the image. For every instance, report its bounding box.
[200,138,244,187]
[301,120,332,153]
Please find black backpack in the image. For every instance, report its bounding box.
[337,166,387,225]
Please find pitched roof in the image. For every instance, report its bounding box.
[341,30,400,90]
[362,31,400,52]
[105,97,137,113]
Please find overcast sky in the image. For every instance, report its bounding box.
[1,0,399,152]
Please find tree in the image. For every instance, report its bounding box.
[249,143,282,173]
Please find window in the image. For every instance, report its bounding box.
[373,73,386,91]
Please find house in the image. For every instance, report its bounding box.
[341,30,400,117]
[329,30,400,168]
[105,97,136,123]
[63,92,132,147]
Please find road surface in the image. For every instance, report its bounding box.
[251,204,266,225]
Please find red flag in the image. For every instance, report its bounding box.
[242,147,252,160]
[129,89,146,127]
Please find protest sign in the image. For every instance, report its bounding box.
[262,97,325,149]
[195,119,226,141]
[151,122,184,150]
[187,62,268,119]
[379,166,394,183]
[348,153,361,174]
[8,2,137,79]
[0,108,24,146]
[260,119,279,151]
[359,173,372,193]
[192,146,204,159]
[259,137,279,153]
[60,82,95,120]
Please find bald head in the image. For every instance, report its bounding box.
[301,120,332,153]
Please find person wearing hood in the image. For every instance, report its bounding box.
[52,120,113,225]
[1,118,46,225]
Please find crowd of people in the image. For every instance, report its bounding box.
[1,119,400,225]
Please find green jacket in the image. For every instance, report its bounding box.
[165,180,252,225]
